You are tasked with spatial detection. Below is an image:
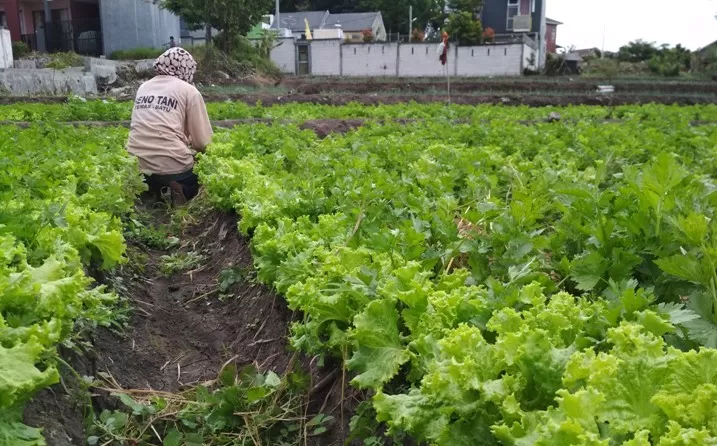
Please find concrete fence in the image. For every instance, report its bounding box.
[271,38,538,77]
[0,28,12,70]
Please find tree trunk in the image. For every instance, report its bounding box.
[204,0,212,44]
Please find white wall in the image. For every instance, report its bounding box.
[0,28,12,69]
[313,29,343,40]
[456,44,524,76]
[398,44,451,77]
[310,40,341,75]
[341,43,397,76]
[271,38,297,74]
[273,40,532,77]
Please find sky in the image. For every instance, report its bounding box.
[546,0,717,51]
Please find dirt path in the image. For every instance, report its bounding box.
[92,210,293,393]
[24,202,354,446]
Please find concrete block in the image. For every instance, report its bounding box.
[14,60,37,69]
[93,65,118,85]
[398,44,447,77]
[310,40,341,76]
[134,59,155,76]
[84,56,119,71]
[341,43,397,77]
[0,68,98,96]
[456,44,523,77]
[81,75,99,95]
[271,38,297,74]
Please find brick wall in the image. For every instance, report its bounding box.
[310,40,341,75]
[341,43,398,76]
[270,38,297,73]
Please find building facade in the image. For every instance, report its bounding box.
[545,17,561,53]
[0,0,179,56]
[478,0,560,67]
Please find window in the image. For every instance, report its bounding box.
[507,0,519,31]
[0,12,7,28]
[33,11,45,30]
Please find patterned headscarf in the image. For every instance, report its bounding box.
[154,47,197,84]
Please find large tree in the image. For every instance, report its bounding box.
[616,39,660,63]
[161,0,271,51]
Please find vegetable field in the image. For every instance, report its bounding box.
[0,125,144,443]
[3,102,717,445]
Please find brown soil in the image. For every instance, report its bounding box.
[213,92,716,107]
[24,199,357,446]
[298,119,367,137]
[4,118,715,141]
[283,78,717,95]
[24,369,88,446]
[2,92,716,107]
[92,210,293,393]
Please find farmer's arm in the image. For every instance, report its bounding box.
[186,91,213,152]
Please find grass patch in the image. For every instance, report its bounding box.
[46,52,84,69]
[159,251,205,276]
[110,47,165,61]
[91,363,326,446]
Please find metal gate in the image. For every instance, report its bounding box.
[297,43,310,75]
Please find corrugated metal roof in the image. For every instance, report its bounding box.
[271,11,329,31]
[323,12,381,31]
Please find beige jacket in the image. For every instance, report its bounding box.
[127,75,213,175]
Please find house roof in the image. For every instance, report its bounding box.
[699,40,717,53]
[271,11,329,31]
[574,47,600,55]
[323,12,382,31]
[546,18,563,26]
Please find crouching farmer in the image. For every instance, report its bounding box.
[127,47,212,205]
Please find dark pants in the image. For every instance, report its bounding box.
[144,169,200,201]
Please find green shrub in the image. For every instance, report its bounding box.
[445,11,483,45]
[46,52,84,69]
[543,53,575,76]
[12,41,30,59]
[109,47,165,61]
[195,35,281,81]
[617,39,659,62]
[648,52,683,77]
[583,58,620,80]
